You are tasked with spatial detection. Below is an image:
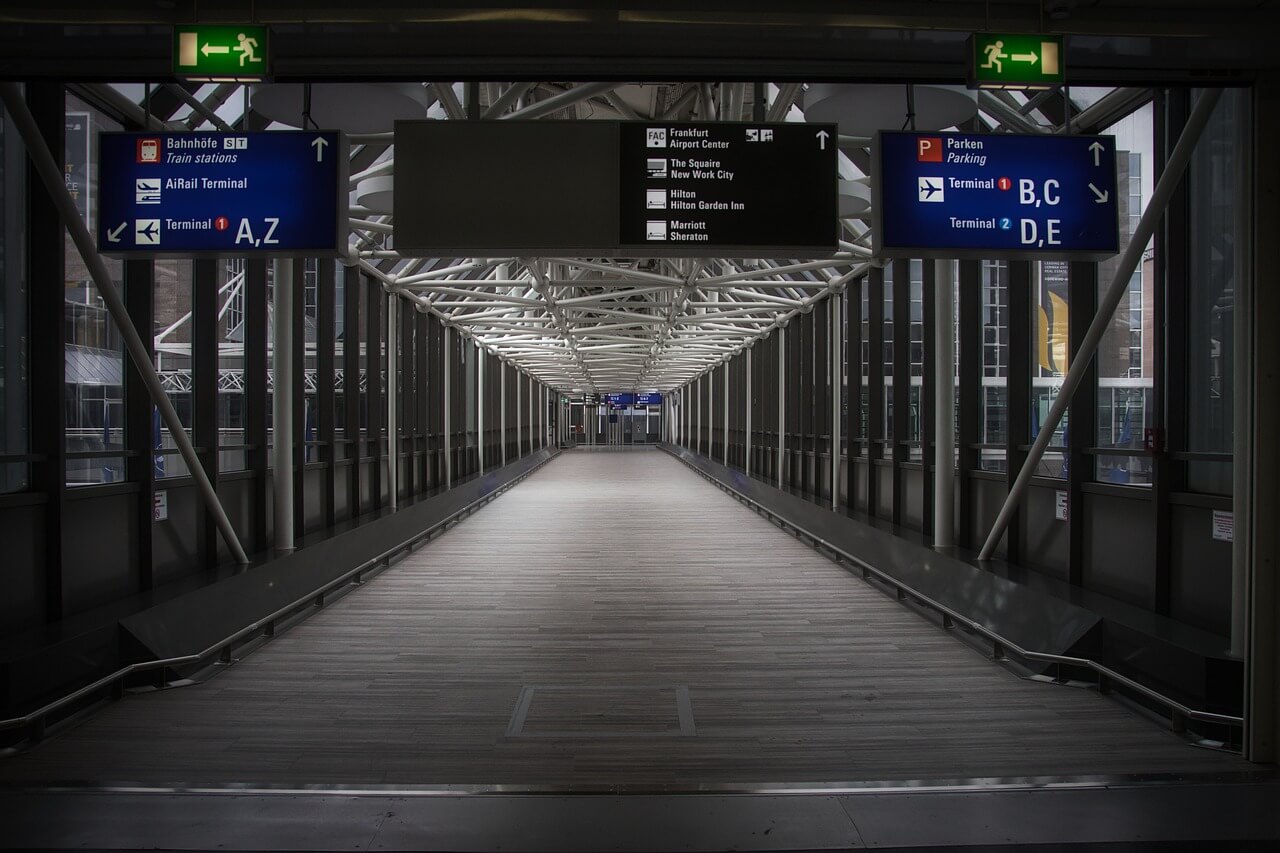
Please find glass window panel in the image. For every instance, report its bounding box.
[1032,260,1069,479]
[64,94,125,485]
[1187,88,1246,494]
[218,258,247,472]
[334,261,347,459]
[883,264,893,439]
[152,259,193,478]
[981,260,1008,472]
[0,97,28,493]
[1095,100,1154,486]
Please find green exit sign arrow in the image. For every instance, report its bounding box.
[173,25,270,81]
[967,33,1065,90]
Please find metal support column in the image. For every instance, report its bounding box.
[777,325,786,488]
[500,361,507,467]
[318,261,336,526]
[443,326,452,488]
[515,369,522,459]
[1,82,249,566]
[476,345,485,474]
[921,259,937,537]
[956,261,982,547]
[342,264,362,517]
[934,260,956,550]
[980,88,1223,560]
[891,262,910,525]
[696,376,701,455]
[1246,75,1275,762]
[847,276,863,515]
[123,259,155,589]
[193,260,220,567]
[831,292,842,511]
[723,361,730,466]
[365,277,382,508]
[385,291,398,511]
[707,371,714,457]
[867,267,885,517]
[291,262,305,541]
[24,82,66,619]
[272,259,295,554]
[745,350,753,476]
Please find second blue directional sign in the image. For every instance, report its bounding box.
[97,131,347,257]
[873,131,1119,260]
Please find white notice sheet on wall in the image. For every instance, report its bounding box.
[1212,510,1233,542]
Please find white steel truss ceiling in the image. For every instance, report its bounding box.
[101,80,1136,393]
[348,81,877,394]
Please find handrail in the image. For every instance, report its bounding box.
[0,451,558,741]
[661,445,1243,735]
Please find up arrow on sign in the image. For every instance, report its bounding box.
[312,136,328,162]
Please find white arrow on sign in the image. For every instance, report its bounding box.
[201,43,230,56]
[1089,183,1110,203]
[1011,51,1038,64]
[1089,141,1105,167]
[816,129,829,150]
[311,136,328,162]
[107,222,128,243]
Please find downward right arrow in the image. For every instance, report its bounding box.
[1089,183,1109,203]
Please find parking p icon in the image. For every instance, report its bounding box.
[917,137,943,162]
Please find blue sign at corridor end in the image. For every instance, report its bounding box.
[873,131,1119,261]
[97,131,347,257]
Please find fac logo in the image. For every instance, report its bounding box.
[917,137,943,163]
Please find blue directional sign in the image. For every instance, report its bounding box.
[97,131,347,257]
[873,131,1119,260]
[636,392,663,406]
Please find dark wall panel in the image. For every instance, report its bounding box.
[1170,504,1232,635]
[333,465,352,521]
[61,492,139,614]
[152,483,200,586]
[304,467,325,532]
[212,477,256,566]
[874,463,893,518]
[1084,492,1156,607]
[853,459,869,513]
[901,467,924,531]
[0,505,45,637]
[969,477,1009,559]
[1022,484,1069,579]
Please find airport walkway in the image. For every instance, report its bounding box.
[0,450,1245,786]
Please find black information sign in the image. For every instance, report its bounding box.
[394,120,837,257]
[618,122,837,255]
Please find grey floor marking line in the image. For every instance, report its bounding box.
[676,686,697,736]
[834,795,870,849]
[507,685,695,739]
[505,686,536,737]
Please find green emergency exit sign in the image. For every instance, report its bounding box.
[173,25,270,81]
[967,33,1064,90]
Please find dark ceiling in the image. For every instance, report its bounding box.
[2,1,1275,82]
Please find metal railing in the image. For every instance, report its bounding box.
[0,450,559,746]
[661,444,1243,741]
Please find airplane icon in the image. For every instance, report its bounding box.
[135,218,161,245]
[918,177,945,202]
